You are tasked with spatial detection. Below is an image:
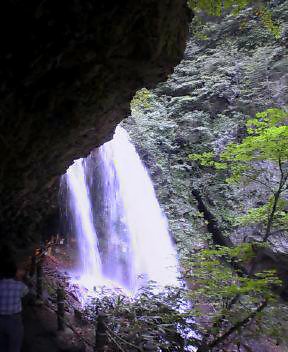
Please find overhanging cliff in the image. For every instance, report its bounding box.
[0,0,190,252]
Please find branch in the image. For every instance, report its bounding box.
[268,228,288,236]
[278,157,284,180]
[240,171,274,192]
[198,300,268,352]
[277,159,288,193]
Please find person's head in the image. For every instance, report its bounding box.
[0,260,17,279]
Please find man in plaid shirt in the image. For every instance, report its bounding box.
[0,260,28,352]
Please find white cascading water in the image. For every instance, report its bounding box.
[61,126,178,295]
[65,159,102,290]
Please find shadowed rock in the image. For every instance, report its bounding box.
[0,0,190,251]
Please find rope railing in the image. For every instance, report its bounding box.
[45,297,132,352]
[29,246,146,351]
[32,274,139,351]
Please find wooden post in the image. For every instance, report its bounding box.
[29,251,37,277]
[36,257,43,299]
[94,312,98,352]
[57,287,65,331]
[94,312,107,352]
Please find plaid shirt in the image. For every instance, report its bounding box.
[0,279,28,315]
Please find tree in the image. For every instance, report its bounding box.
[188,108,288,349]
[182,244,282,351]
[190,108,288,243]
[79,108,287,351]
[81,261,281,352]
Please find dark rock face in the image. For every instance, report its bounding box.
[0,0,190,251]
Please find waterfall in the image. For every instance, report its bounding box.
[64,159,102,290]
[60,126,178,294]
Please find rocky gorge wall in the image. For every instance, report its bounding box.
[123,1,288,260]
[0,0,190,255]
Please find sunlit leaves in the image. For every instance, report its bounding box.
[189,151,216,167]
[188,107,287,347]
[130,88,152,113]
[189,108,288,181]
[235,197,288,228]
[247,108,288,133]
[182,244,278,303]
[221,127,288,165]
[256,7,281,39]
[220,109,288,170]
[189,108,288,239]
[181,244,281,346]
[187,1,281,39]
[187,0,251,16]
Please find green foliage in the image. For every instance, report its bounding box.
[130,88,153,114]
[190,16,209,41]
[246,108,287,132]
[187,1,281,39]
[236,197,288,228]
[189,151,226,170]
[187,0,251,16]
[254,303,288,345]
[183,244,278,304]
[188,0,252,42]
[221,109,288,172]
[80,244,284,351]
[189,151,215,166]
[256,7,281,39]
[187,108,288,349]
[181,244,282,348]
[189,108,288,240]
[84,284,195,351]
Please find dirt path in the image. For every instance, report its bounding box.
[21,255,93,352]
[22,300,87,352]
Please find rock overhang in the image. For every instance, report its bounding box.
[0,0,191,254]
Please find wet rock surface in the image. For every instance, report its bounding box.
[0,0,190,252]
[122,4,288,349]
[123,1,288,257]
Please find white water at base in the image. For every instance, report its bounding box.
[62,126,178,295]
